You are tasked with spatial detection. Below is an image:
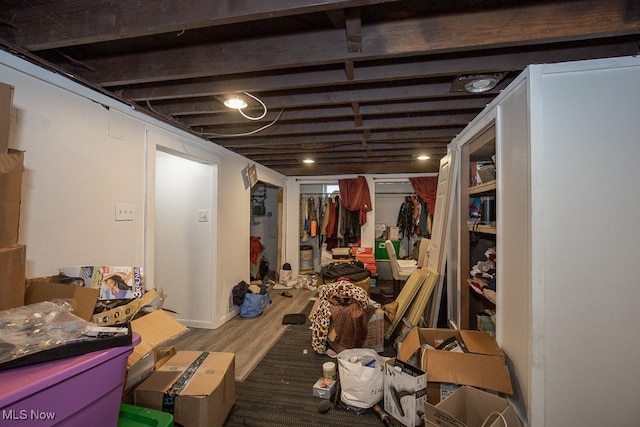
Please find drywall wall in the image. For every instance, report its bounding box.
[1,50,286,328]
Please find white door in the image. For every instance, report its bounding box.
[426,151,457,326]
[154,149,216,328]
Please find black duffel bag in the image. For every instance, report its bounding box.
[321,260,371,283]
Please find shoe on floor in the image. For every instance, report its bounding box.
[281,291,293,298]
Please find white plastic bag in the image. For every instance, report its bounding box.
[337,348,386,409]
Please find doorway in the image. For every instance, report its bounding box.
[154,148,217,328]
[250,182,282,282]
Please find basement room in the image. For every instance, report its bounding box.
[1,1,639,426]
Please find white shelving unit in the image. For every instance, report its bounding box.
[447,56,640,426]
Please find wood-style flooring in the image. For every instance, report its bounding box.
[165,286,319,381]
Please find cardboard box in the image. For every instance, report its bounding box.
[124,345,176,395]
[0,150,24,248]
[0,244,25,311]
[425,386,522,427]
[125,310,187,397]
[134,351,235,427]
[398,328,512,404]
[0,82,14,154]
[388,226,400,241]
[128,309,188,369]
[93,288,159,326]
[384,358,426,427]
[25,276,99,321]
[312,377,336,399]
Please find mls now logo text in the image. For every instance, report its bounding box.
[3,409,56,421]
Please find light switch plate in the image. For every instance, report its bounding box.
[115,203,134,221]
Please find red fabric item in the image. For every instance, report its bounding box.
[338,176,373,226]
[250,235,264,265]
[409,176,439,216]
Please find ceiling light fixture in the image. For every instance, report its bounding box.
[223,97,248,110]
[223,92,267,121]
[450,73,506,94]
[417,155,430,160]
[302,159,315,164]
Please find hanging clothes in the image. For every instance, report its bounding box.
[250,236,264,265]
[397,196,415,240]
[308,196,318,237]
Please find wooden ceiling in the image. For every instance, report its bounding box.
[1,0,638,176]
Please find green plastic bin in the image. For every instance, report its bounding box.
[118,404,174,427]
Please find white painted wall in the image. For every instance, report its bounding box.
[1,50,286,328]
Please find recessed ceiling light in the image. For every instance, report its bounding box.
[417,155,430,161]
[450,73,506,94]
[223,97,248,109]
[302,159,315,164]
[464,77,498,93]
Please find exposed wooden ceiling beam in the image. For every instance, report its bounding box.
[56,1,640,86]
[156,82,499,116]
[212,129,460,147]
[0,0,399,50]
[200,113,476,137]
[118,40,637,100]
[178,97,489,126]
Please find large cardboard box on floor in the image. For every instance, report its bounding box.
[398,328,513,404]
[0,244,26,311]
[24,276,99,321]
[424,385,522,427]
[134,351,235,427]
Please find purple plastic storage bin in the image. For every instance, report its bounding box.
[0,333,139,426]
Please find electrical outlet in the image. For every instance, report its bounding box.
[197,209,209,222]
[115,203,134,221]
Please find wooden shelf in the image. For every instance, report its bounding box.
[467,222,497,234]
[469,180,496,195]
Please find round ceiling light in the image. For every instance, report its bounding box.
[224,97,248,109]
[302,159,315,164]
[464,77,499,93]
[417,155,430,161]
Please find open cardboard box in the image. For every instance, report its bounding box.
[25,276,99,321]
[134,351,235,427]
[424,385,522,427]
[125,309,188,393]
[398,328,513,404]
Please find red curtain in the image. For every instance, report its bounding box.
[409,176,438,215]
[338,176,373,226]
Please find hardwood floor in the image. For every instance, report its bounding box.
[165,286,319,381]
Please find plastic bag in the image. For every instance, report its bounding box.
[240,292,270,318]
[337,348,387,409]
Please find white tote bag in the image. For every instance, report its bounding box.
[337,348,386,409]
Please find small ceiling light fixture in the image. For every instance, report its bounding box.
[416,155,430,161]
[223,96,248,110]
[302,159,315,164]
[450,73,506,94]
[223,92,267,120]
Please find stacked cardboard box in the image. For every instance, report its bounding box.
[0,82,27,312]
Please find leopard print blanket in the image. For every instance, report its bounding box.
[309,279,370,354]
